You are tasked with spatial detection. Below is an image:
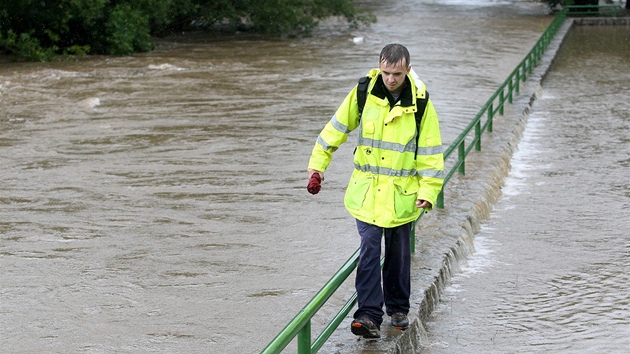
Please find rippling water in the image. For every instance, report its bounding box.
[422,24,630,353]
[0,1,555,353]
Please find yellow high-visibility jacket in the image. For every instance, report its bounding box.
[308,69,444,228]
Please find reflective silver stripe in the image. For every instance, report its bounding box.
[358,136,415,153]
[317,135,337,151]
[416,169,445,179]
[317,115,348,151]
[354,163,413,177]
[417,145,443,156]
[330,114,350,134]
[353,163,445,179]
[357,135,442,157]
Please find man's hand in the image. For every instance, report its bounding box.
[307,169,324,195]
[416,199,432,209]
[308,169,324,181]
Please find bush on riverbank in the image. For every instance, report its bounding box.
[542,0,630,12]
[0,0,374,61]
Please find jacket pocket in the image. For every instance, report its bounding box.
[393,178,419,219]
[344,175,372,211]
[362,120,375,135]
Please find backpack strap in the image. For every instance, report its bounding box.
[357,76,371,119]
[414,91,429,160]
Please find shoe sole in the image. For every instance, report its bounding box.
[351,322,381,338]
[391,315,409,331]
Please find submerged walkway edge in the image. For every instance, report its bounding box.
[322,17,628,354]
[392,17,629,354]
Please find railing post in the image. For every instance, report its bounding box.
[487,102,494,134]
[475,120,481,151]
[488,110,493,133]
[499,91,505,116]
[437,189,444,209]
[544,31,550,48]
[458,141,465,175]
[515,71,520,93]
[508,80,513,103]
[297,319,311,353]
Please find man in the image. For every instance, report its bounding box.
[307,43,444,338]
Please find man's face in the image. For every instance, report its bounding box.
[379,60,410,94]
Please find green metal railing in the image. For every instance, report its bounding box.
[564,4,623,17]
[435,6,569,208]
[261,6,601,353]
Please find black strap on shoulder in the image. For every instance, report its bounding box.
[357,76,371,119]
[414,91,429,160]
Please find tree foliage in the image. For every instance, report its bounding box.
[541,0,600,12]
[0,0,374,61]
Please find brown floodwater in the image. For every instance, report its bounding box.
[8,1,621,353]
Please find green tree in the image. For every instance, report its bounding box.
[541,0,601,12]
[0,0,374,61]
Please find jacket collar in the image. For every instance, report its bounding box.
[370,74,414,108]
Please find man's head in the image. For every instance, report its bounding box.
[378,44,411,95]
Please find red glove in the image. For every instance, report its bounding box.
[307,174,322,195]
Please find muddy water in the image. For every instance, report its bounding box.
[422,25,630,353]
[0,1,555,353]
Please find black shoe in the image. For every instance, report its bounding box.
[391,312,409,330]
[351,316,381,338]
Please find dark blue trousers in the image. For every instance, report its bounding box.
[353,219,411,326]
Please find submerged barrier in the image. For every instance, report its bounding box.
[260,5,622,354]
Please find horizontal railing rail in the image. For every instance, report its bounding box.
[564,4,623,17]
[261,6,577,354]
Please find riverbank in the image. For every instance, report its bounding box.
[320,15,625,354]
